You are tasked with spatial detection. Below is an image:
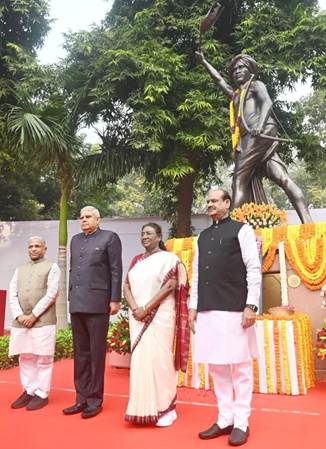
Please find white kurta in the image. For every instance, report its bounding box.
[9,263,60,356]
[189,223,261,364]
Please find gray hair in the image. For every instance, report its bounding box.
[28,236,46,246]
[80,206,101,218]
[207,186,232,202]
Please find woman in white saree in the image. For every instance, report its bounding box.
[124,223,189,427]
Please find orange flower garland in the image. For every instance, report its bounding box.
[263,319,273,393]
[165,237,196,284]
[231,202,287,229]
[273,320,282,394]
[166,222,326,290]
[293,318,305,394]
[280,320,291,395]
[256,313,315,394]
[258,222,326,289]
[252,358,260,393]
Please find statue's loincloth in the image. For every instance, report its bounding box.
[233,123,287,204]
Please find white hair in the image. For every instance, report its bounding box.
[209,185,222,192]
[80,206,101,218]
[28,236,46,246]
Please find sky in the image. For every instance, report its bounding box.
[38,0,113,64]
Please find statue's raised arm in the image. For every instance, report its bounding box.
[196,50,234,99]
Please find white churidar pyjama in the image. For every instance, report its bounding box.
[19,353,54,399]
[209,361,253,432]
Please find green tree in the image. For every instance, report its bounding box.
[0,0,50,88]
[0,0,51,168]
[63,0,325,235]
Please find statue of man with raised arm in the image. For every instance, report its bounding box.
[196,50,312,223]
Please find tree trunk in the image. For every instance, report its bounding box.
[176,173,195,237]
[56,180,69,329]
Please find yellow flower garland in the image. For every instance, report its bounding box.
[256,313,315,394]
[273,320,282,394]
[293,318,305,394]
[166,222,326,290]
[263,319,273,393]
[229,89,246,152]
[252,358,260,393]
[280,320,291,395]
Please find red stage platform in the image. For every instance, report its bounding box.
[0,358,325,449]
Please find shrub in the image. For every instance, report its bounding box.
[0,328,74,369]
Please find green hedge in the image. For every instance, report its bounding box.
[0,328,74,369]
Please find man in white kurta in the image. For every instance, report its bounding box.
[188,187,261,446]
[9,236,60,411]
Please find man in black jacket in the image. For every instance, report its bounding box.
[63,206,122,419]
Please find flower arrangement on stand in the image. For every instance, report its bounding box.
[316,286,326,360]
[231,202,287,229]
[107,299,131,367]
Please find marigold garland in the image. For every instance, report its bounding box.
[231,202,287,229]
[293,318,305,394]
[273,320,282,394]
[166,222,326,290]
[229,89,246,152]
[316,318,326,360]
[280,320,291,395]
[252,358,260,393]
[263,319,273,393]
[256,313,315,394]
[166,237,196,284]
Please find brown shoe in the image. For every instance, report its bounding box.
[11,391,34,409]
[26,395,48,411]
[199,423,233,440]
[228,427,250,446]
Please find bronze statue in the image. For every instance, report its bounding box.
[196,50,312,223]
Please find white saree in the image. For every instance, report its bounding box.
[125,250,186,424]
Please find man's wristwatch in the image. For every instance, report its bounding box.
[245,304,258,312]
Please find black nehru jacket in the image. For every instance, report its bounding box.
[197,216,247,312]
[69,228,122,314]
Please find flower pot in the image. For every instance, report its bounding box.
[108,351,131,368]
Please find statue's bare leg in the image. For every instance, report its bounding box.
[264,155,312,223]
[231,159,253,209]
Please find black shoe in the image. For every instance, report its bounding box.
[26,395,48,411]
[63,403,87,415]
[228,427,250,446]
[199,423,233,440]
[11,391,34,409]
[81,405,103,419]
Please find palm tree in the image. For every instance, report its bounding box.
[5,91,82,329]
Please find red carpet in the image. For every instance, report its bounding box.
[0,358,325,449]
